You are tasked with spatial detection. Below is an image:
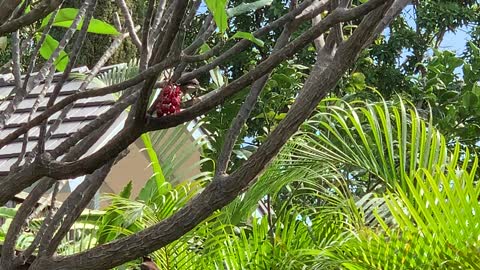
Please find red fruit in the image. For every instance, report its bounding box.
[155,83,182,117]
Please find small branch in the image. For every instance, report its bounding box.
[0,178,53,269]
[12,65,55,169]
[50,91,138,158]
[150,0,174,49]
[171,14,215,81]
[0,0,22,25]
[38,159,116,257]
[216,20,296,175]
[115,0,142,50]
[139,0,155,70]
[0,0,62,36]
[11,30,21,89]
[0,57,178,149]
[150,0,167,40]
[21,5,61,95]
[37,0,97,154]
[26,0,89,97]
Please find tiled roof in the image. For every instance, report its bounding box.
[0,67,117,175]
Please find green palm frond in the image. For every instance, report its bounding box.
[97,58,140,88]
[145,121,213,185]
[294,97,468,194]
[335,163,480,269]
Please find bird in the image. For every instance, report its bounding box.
[140,257,160,270]
[147,78,202,116]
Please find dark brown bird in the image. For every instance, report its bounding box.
[140,257,160,270]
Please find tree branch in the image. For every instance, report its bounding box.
[115,0,142,50]
[0,0,21,25]
[0,178,53,269]
[0,57,178,150]
[0,0,62,36]
[133,0,189,124]
[37,0,97,154]
[37,159,116,257]
[216,18,297,175]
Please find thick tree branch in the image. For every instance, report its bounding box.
[0,0,21,25]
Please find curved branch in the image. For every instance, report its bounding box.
[0,0,62,36]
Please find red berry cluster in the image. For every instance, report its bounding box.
[155,83,182,117]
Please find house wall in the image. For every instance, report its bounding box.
[98,127,202,208]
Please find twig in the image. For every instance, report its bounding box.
[0,56,178,149]
[11,30,21,88]
[30,1,90,91]
[0,0,62,36]
[115,0,142,50]
[37,0,97,154]
[12,66,55,169]
[21,5,61,95]
[216,19,296,174]
[149,0,167,42]
[38,159,117,257]
[139,0,155,70]
[50,91,138,158]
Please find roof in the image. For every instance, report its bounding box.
[0,67,117,176]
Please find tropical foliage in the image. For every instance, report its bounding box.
[1,95,479,268]
[1,1,478,268]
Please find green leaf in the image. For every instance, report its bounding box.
[231,31,264,47]
[119,181,133,199]
[41,8,119,35]
[140,133,166,191]
[205,0,228,34]
[37,34,69,71]
[463,91,478,109]
[0,36,6,51]
[0,207,17,219]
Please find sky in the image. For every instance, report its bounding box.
[400,5,472,55]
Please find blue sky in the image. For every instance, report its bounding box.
[401,5,472,55]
